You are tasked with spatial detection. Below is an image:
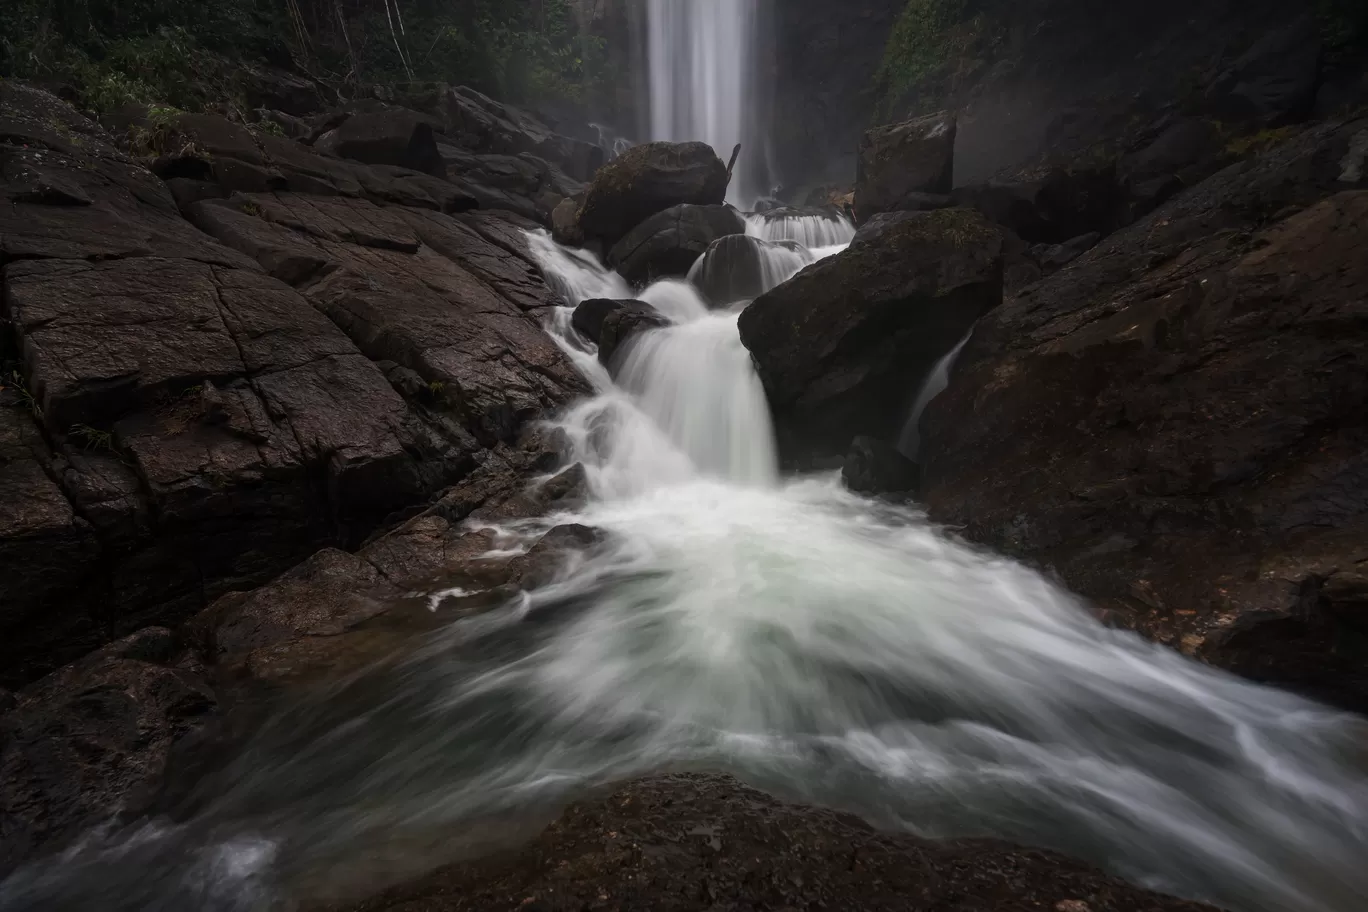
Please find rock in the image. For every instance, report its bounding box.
[235,64,327,117]
[919,120,1368,709]
[606,203,746,284]
[853,112,956,223]
[598,303,671,369]
[576,141,729,249]
[1121,117,1222,184]
[951,166,1125,244]
[1205,14,1323,125]
[738,207,1005,464]
[0,630,216,875]
[314,109,446,177]
[507,523,603,588]
[571,298,642,345]
[334,774,1214,912]
[0,83,580,686]
[551,196,584,245]
[1029,232,1101,272]
[689,234,812,306]
[379,83,605,183]
[843,436,919,495]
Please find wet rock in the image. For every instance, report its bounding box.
[853,112,956,223]
[508,523,604,589]
[607,203,746,284]
[338,774,1214,912]
[1204,13,1323,125]
[314,109,446,177]
[551,196,584,246]
[0,630,216,875]
[597,303,671,369]
[952,166,1126,245]
[843,436,919,495]
[576,141,729,249]
[1029,232,1102,272]
[235,64,329,117]
[571,298,642,345]
[920,120,1368,709]
[690,234,811,306]
[738,207,1005,464]
[378,83,605,183]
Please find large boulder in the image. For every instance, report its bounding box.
[853,112,956,224]
[576,142,729,249]
[314,109,446,177]
[738,208,1005,463]
[607,203,746,284]
[951,165,1126,244]
[571,298,641,344]
[919,120,1368,710]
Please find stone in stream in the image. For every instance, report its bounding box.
[689,234,812,307]
[738,207,1005,466]
[575,141,730,250]
[843,436,920,495]
[606,203,746,284]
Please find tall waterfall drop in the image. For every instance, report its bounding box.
[645,0,764,203]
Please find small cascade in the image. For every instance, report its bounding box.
[746,210,856,249]
[688,234,819,305]
[897,332,973,460]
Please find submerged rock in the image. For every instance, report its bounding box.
[576,141,729,249]
[854,111,956,223]
[597,303,671,369]
[689,234,813,306]
[607,203,746,284]
[738,207,1005,464]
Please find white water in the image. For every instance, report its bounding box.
[896,331,972,460]
[746,210,857,249]
[646,0,762,204]
[4,199,1367,912]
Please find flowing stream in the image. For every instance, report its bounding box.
[4,212,1366,912]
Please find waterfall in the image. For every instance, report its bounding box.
[645,0,764,204]
[896,332,973,460]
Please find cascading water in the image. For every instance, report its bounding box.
[4,215,1367,912]
[646,0,763,203]
[896,331,972,460]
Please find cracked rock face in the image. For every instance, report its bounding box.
[0,81,585,686]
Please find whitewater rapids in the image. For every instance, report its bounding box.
[1,215,1365,912]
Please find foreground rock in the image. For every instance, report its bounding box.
[853,111,956,224]
[576,142,730,249]
[690,234,812,306]
[739,208,1004,464]
[920,120,1368,710]
[607,203,746,283]
[334,774,1213,912]
[0,82,583,684]
[843,436,919,496]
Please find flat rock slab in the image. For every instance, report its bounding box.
[330,774,1213,912]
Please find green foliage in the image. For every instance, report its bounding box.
[68,423,114,451]
[874,0,975,111]
[1,0,606,116]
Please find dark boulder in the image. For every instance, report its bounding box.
[952,165,1125,244]
[919,120,1368,710]
[598,303,671,369]
[853,112,956,223]
[842,436,919,495]
[690,234,812,306]
[607,203,746,284]
[577,142,729,249]
[551,197,584,246]
[234,64,328,117]
[571,298,642,344]
[1204,14,1323,125]
[314,110,446,177]
[738,207,1005,463]
[0,629,216,875]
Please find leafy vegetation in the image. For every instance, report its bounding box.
[0,0,610,116]
[872,0,1002,115]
